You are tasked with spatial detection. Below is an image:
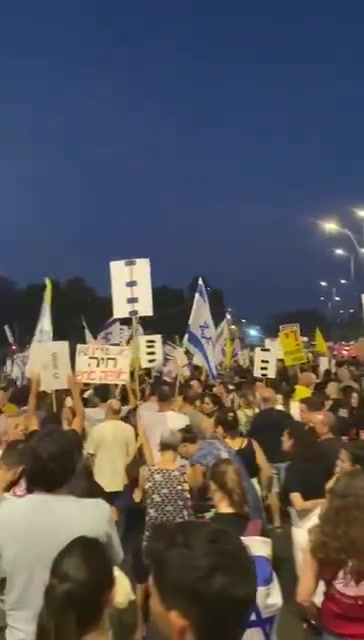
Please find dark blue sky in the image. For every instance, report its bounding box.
[1,1,364,320]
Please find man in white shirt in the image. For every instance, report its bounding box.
[86,399,136,513]
[142,384,189,462]
[0,428,122,640]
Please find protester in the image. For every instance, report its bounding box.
[337,365,360,392]
[293,372,316,401]
[248,388,293,528]
[281,422,327,573]
[209,458,262,535]
[299,395,326,428]
[180,389,204,438]
[36,536,137,640]
[297,470,364,639]
[216,408,272,496]
[86,398,136,532]
[311,411,343,480]
[148,520,257,640]
[0,427,123,640]
[326,440,364,491]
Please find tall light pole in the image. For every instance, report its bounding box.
[354,209,364,244]
[333,248,355,281]
[319,220,364,256]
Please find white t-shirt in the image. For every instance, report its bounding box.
[86,420,136,492]
[0,494,123,640]
[84,407,105,431]
[142,410,189,462]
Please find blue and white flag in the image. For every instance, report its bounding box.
[184,278,217,380]
[97,319,130,345]
[215,318,230,365]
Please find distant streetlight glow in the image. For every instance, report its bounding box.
[334,296,341,301]
[334,248,346,256]
[339,279,347,284]
[354,209,364,218]
[320,297,325,301]
[349,309,355,313]
[319,281,328,287]
[320,221,341,233]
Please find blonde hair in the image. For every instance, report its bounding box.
[209,459,248,516]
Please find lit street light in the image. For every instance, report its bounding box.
[354,209,364,243]
[319,281,328,287]
[319,219,364,255]
[333,248,355,280]
[339,279,347,284]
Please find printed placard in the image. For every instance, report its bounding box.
[75,344,131,385]
[279,326,306,367]
[27,342,72,392]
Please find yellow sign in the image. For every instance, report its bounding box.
[279,326,307,367]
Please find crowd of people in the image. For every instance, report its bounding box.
[0,358,363,639]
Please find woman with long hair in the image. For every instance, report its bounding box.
[200,393,224,436]
[215,408,272,497]
[281,422,327,573]
[36,536,115,640]
[297,470,364,639]
[209,458,262,536]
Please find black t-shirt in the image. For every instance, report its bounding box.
[282,460,327,506]
[318,437,342,480]
[210,512,250,536]
[248,408,292,463]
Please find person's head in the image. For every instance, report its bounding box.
[325,381,340,400]
[337,366,352,384]
[93,384,110,405]
[36,536,115,640]
[105,399,121,421]
[209,459,248,515]
[311,411,337,439]
[200,393,223,417]
[258,388,277,410]
[311,470,364,579]
[335,441,364,475]
[178,426,199,459]
[182,389,202,412]
[298,372,316,390]
[39,412,63,430]
[25,427,79,493]
[148,520,257,640]
[3,413,26,444]
[299,395,325,426]
[214,409,240,440]
[0,440,28,492]
[281,421,321,462]
[159,430,182,458]
[189,378,203,394]
[157,384,174,410]
[321,369,332,384]
[212,382,229,401]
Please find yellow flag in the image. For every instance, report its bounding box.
[315,327,328,356]
[44,277,52,306]
[224,337,233,367]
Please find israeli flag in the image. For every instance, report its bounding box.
[97,319,144,345]
[215,318,229,365]
[184,278,217,380]
[82,317,94,344]
[241,536,282,640]
[32,278,53,344]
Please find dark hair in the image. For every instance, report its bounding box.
[0,440,28,469]
[179,426,199,445]
[93,385,110,404]
[285,422,321,463]
[214,409,240,436]
[299,396,325,412]
[209,459,248,516]
[40,413,63,430]
[25,427,79,493]
[66,459,108,501]
[182,389,202,407]
[202,393,224,411]
[36,536,114,640]
[156,384,174,404]
[344,441,364,469]
[148,521,256,640]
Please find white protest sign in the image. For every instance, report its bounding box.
[75,344,131,385]
[265,338,284,360]
[138,335,163,369]
[110,258,153,319]
[253,347,277,379]
[319,356,330,378]
[27,342,72,392]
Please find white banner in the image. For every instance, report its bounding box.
[75,344,131,385]
[27,342,72,392]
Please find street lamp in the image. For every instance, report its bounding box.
[319,281,328,287]
[333,248,355,280]
[319,219,364,255]
[354,209,364,243]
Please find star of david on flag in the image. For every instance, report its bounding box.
[184,278,217,380]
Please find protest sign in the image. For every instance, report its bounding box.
[75,344,131,384]
[279,325,306,367]
[253,347,277,379]
[110,258,153,319]
[138,335,163,369]
[27,342,72,392]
